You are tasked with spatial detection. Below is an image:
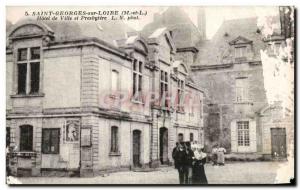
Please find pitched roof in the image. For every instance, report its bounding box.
[141,7,201,48]
[7,18,136,47]
[194,17,266,66]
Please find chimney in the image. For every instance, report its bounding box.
[197,7,206,40]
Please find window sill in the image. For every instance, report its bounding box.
[131,99,144,105]
[234,101,253,105]
[11,93,45,98]
[110,94,123,99]
[10,151,37,157]
[235,57,247,62]
[176,110,185,114]
[109,152,121,156]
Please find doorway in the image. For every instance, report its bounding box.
[133,130,141,167]
[159,127,168,164]
[271,128,287,159]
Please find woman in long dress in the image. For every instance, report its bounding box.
[217,146,226,166]
[192,144,208,184]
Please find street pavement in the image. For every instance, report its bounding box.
[8,161,293,185]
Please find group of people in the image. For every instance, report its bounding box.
[211,144,227,166]
[172,139,208,184]
[172,135,227,184]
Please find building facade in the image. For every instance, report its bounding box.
[191,7,294,159]
[6,17,204,176]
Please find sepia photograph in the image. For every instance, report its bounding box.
[5,5,295,185]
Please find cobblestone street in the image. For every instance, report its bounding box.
[8,161,293,185]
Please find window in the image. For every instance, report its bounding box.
[268,43,281,55]
[177,79,184,111]
[110,126,119,153]
[111,70,119,92]
[133,59,143,102]
[6,127,10,148]
[200,100,203,118]
[189,133,194,142]
[160,70,169,108]
[17,47,41,95]
[19,125,33,152]
[237,121,250,146]
[42,128,60,154]
[235,46,246,58]
[235,78,248,102]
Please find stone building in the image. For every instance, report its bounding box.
[191,7,294,159]
[140,6,294,159]
[6,14,204,176]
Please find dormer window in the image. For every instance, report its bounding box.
[267,42,281,56]
[160,70,169,108]
[177,79,185,112]
[235,46,247,58]
[229,36,252,61]
[17,47,41,95]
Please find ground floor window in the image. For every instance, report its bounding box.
[237,121,250,146]
[20,125,33,151]
[189,133,194,142]
[42,128,60,154]
[6,127,10,148]
[110,126,119,153]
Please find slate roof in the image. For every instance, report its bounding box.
[7,19,136,47]
[141,7,201,48]
[194,17,266,66]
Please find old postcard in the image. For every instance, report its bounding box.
[5,6,295,185]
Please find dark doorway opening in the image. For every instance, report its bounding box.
[159,127,168,164]
[133,130,142,167]
[271,128,287,159]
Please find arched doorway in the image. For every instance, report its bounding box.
[132,130,142,167]
[159,127,168,164]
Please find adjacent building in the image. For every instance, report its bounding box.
[191,7,294,159]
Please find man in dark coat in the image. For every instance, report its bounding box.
[172,134,188,184]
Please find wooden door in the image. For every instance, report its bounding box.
[271,128,287,158]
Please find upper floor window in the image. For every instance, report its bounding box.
[17,47,40,95]
[110,126,119,153]
[235,78,248,103]
[42,128,60,154]
[160,70,169,108]
[111,70,119,92]
[177,79,184,111]
[237,121,250,146]
[19,125,33,152]
[235,46,246,58]
[268,42,281,56]
[133,59,143,102]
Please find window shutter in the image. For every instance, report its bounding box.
[230,121,238,152]
[42,129,51,153]
[249,120,257,152]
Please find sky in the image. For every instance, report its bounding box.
[6,6,279,39]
